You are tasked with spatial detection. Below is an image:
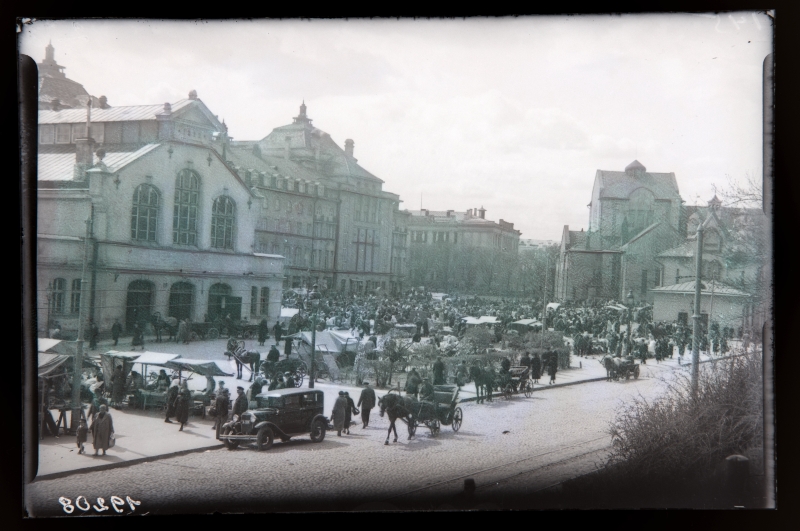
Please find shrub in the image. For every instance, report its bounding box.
[607,352,763,483]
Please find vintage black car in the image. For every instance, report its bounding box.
[220,388,328,451]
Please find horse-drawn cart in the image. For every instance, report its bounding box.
[409,384,463,437]
[501,366,533,400]
[601,355,640,381]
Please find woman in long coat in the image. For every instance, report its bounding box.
[531,354,542,384]
[90,405,114,456]
[547,353,558,385]
[258,318,269,346]
[331,391,348,436]
[174,381,192,431]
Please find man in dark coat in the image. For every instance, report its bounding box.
[131,323,144,351]
[547,353,558,385]
[212,386,230,439]
[405,369,421,399]
[111,366,126,407]
[331,391,348,436]
[174,381,192,431]
[89,319,99,350]
[111,319,122,346]
[432,357,446,385]
[357,382,376,428]
[258,318,269,346]
[284,337,293,357]
[267,345,280,363]
[232,386,248,418]
[164,377,180,423]
[419,377,435,402]
[343,392,358,435]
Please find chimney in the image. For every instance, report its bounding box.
[74,100,95,176]
[157,102,174,141]
[99,95,109,109]
[51,98,61,111]
[478,206,486,219]
[446,210,453,217]
[188,89,198,100]
[344,139,354,157]
[284,136,291,161]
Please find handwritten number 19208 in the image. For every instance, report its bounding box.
[58,496,141,514]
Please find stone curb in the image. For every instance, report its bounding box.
[33,443,225,482]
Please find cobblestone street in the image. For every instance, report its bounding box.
[26,365,677,515]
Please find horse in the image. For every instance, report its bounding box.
[225,347,261,382]
[469,365,494,404]
[600,355,623,381]
[378,391,416,445]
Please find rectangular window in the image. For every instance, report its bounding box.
[250,286,258,316]
[641,270,648,295]
[70,278,81,314]
[71,123,87,142]
[90,123,104,144]
[55,124,71,144]
[39,125,55,144]
[52,278,66,314]
[260,288,269,316]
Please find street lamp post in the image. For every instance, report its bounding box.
[691,225,705,397]
[308,284,321,389]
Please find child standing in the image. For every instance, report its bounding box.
[76,418,88,454]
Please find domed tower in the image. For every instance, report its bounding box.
[38,41,67,79]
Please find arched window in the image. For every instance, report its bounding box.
[131,184,160,241]
[173,169,200,245]
[704,229,722,252]
[126,280,154,331]
[687,214,701,236]
[260,287,270,316]
[208,283,239,321]
[52,278,66,314]
[704,260,723,281]
[168,282,194,321]
[250,286,258,316]
[211,196,235,249]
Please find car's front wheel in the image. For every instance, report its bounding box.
[256,425,274,451]
[310,419,326,443]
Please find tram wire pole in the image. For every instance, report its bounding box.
[691,224,704,398]
[308,284,320,389]
[70,214,93,434]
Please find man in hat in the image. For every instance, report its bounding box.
[432,357,446,385]
[267,344,280,363]
[232,386,248,418]
[284,337,293,357]
[111,318,122,347]
[212,385,230,439]
[419,377,435,403]
[273,321,283,344]
[331,391,348,436]
[357,381,376,428]
[164,376,180,423]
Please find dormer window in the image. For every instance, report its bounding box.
[55,124,71,144]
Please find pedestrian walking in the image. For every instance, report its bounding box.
[455,360,468,387]
[405,369,421,399]
[547,353,557,385]
[90,405,114,456]
[111,319,122,346]
[174,381,192,431]
[331,391,348,436]
[176,319,187,344]
[432,357,446,385]
[258,317,269,346]
[531,353,542,384]
[110,365,125,408]
[164,376,180,423]
[212,386,230,439]
[284,337,293,357]
[88,319,99,350]
[343,391,358,434]
[131,322,144,351]
[273,321,283,344]
[76,418,88,454]
[357,382,376,428]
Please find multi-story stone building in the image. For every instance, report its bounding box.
[222,102,409,295]
[404,207,521,293]
[36,87,285,338]
[555,160,683,303]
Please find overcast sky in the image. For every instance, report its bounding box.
[20,15,772,241]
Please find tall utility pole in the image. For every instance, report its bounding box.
[691,224,705,397]
[71,215,93,433]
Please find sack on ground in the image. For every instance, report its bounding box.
[108,433,116,448]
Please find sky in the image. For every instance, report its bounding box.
[19,15,772,241]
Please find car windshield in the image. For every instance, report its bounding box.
[257,396,284,409]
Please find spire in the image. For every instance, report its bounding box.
[293,101,312,125]
[45,41,55,62]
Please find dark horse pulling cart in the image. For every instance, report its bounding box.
[224,340,262,382]
[378,386,462,445]
[600,355,640,381]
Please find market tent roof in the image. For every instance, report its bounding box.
[164,358,234,377]
[132,352,182,366]
[546,303,561,310]
[286,330,360,354]
[38,353,70,377]
[280,308,299,318]
[605,304,629,311]
[461,316,498,325]
[38,338,62,353]
[651,280,750,297]
[511,319,542,327]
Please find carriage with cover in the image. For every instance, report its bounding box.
[378,384,463,444]
[600,355,640,381]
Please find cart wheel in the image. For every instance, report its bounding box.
[243,330,254,340]
[294,373,304,388]
[634,365,640,379]
[208,328,220,340]
[310,419,326,443]
[256,425,274,451]
[625,371,631,380]
[189,331,199,341]
[504,384,513,400]
[452,407,463,432]
[524,381,533,398]
[222,426,239,450]
[429,418,440,436]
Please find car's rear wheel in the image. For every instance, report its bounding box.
[222,426,239,450]
[310,419,326,443]
[256,425,274,451]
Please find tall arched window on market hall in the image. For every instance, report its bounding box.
[210,196,235,249]
[173,169,200,245]
[52,278,66,314]
[131,183,161,241]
